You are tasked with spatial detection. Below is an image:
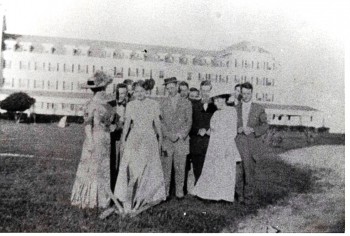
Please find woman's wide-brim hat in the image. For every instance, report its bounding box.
[210,83,235,98]
[81,71,113,89]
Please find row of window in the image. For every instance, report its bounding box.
[235,75,275,86]
[3,55,276,71]
[235,59,276,70]
[4,60,162,79]
[5,73,275,92]
[34,102,83,111]
[271,114,313,122]
[4,61,275,88]
[32,94,274,114]
[5,77,169,96]
[188,73,275,86]
[5,78,83,91]
[32,93,273,114]
[256,93,274,102]
[5,60,100,74]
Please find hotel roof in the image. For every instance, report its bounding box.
[4,33,270,58]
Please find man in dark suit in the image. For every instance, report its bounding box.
[235,82,269,204]
[189,80,216,183]
[109,83,128,192]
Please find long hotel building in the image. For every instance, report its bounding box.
[0,16,322,128]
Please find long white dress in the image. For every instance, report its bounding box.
[71,92,114,208]
[192,106,241,202]
[114,98,166,214]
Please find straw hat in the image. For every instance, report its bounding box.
[81,71,113,89]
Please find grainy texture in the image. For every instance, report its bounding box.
[0,120,344,232]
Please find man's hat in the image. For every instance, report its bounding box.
[81,71,113,89]
[163,77,178,85]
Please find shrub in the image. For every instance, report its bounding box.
[0,92,36,123]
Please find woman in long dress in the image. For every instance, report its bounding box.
[71,71,114,209]
[192,89,241,202]
[113,80,166,216]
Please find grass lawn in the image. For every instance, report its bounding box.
[0,120,345,232]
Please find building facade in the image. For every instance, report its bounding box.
[0,34,279,114]
[0,13,323,128]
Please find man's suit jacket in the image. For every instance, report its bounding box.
[160,96,192,155]
[235,102,269,160]
[189,100,217,155]
[108,100,126,141]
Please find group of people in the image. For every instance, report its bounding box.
[70,71,268,217]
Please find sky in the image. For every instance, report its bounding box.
[1,0,347,132]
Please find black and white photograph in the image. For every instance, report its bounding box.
[0,0,346,233]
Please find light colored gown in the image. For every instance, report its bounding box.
[114,98,166,214]
[192,106,241,202]
[71,92,114,208]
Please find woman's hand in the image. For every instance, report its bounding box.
[198,128,206,136]
[110,124,117,132]
[206,129,211,136]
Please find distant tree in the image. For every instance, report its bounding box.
[317,127,330,133]
[0,92,35,123]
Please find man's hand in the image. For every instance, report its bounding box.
[238,127,244,134]
[243,127,254,135]
[206,129,211,136]
[198,128,206,137]
[110,124,117,132]
[168,133,179,142]
[116,120,124,130]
